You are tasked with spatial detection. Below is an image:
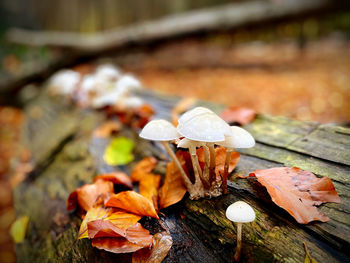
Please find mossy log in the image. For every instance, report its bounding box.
[14,89,350,262]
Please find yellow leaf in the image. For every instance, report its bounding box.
[10,216,29,243]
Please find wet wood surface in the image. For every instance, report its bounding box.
[14,89,350,262]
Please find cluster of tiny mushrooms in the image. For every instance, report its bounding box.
[140,106,256,261]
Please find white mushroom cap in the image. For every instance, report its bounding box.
[226,201,256,223]
[178,107,213,125]
[96,64,120,81]
[216,126,255,149]
[140,120,180,141]
[177,138,206,149]
[120,96,144,108]
[49,70,80,94]
[91,90,122,108]
[177,113,233,142]
[116,75,142,92]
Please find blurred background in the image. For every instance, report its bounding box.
[0,1,350,261]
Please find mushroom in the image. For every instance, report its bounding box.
[96,64,120,81]
[178,112,233,185]
[139,120,193,191]
[226,201,256,262]
[177,138,208,189]
[216,126,255,194]
[49,70,80,95]
[177,107,213,128]
[116,75,142,92]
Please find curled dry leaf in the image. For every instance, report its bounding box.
[106,191,159,219]
[78,207,142,239]
[94,171,133,189]
[91,223,153,254]
[132,231,173,263]
[87,219,127,238]
[131,157,158,182]
[249,167,341,224]
[93,120,122,138]
[159,161,187,209]
[139,174,161,210]
[171,97,197,126]
[220,107,256,125]
[67,179,114,212]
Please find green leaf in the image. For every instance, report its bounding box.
[10,215,29,243]
[304,242,317,263]
[104,137,134,166]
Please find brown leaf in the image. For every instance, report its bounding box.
[249,167,341,224]
[93,120,122,138]
[125,223,153,245]
[78,206,109,239]
[132,104,155,129]
[87,219,126,238]
[171,97,197,126]
[139,174,161,210]
[131,157,158,182]
[94,172,133,189]
[159,161,187,209]
[220,107,256,125]
[92,237,148,254]
[106,191,159,219]
[132,231,173,263]
[107,211,142,229]
[67,179,114,212]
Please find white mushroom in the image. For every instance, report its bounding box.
[178,138,207,190]
[49,70,80,95]
[177,107,213,127]
[178,112,232,185]
[226,201,256,262]
[95,64,120,81]
[116,75,142,92]
[216,126,255,194]
[139,120,192,191]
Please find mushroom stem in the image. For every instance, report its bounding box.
[207,143,216,184]
[161,141,193,190]
[203,146,210,185]
[234,222,243,262]
[222,148,233,194]
[189,147,208,189]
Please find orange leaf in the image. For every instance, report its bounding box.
[159,162,187,209]
[106,211,142,229]
[78,206,109,239]
[92,237,148,254]
[171,97,197,126]
[94,172,133,189]
[87,219,126,238]
[125,223,153,245]
[93,120,122,138]
[131,157,158,182]
[139,174,161,210]
[249,167,341,224]
[67,179,114,212]
[132,231,173,263]
[106,191,159,219]
[220,107,256,125]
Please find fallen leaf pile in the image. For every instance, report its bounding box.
[247,167,341,224]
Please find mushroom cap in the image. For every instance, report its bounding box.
[49,70,80,94]
[226,201,255,223]
[177,138,206,149]
[178,107,213,125]
[96,64,120,81]
[216,126,255,149]
[120,96,144,108]
[177,112,233,142]
[91,90,121,108]
[140,120,180,141]
[116,75,142,92]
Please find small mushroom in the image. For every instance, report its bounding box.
[116,75,142,92]
[177,107,213,128]
[49,70,80,95]
[96,64,120,82]
[177,138,208,190]
[139,120,192,190]
[178,112,233,185]
[226,201,255,262]
[216,126,255,194]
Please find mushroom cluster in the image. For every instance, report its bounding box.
[139,106,255,199]
[48,64,144,109]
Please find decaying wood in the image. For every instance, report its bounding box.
[14,89,350,262]
[7,0,333,51]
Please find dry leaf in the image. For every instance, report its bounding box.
[106,211,142,229]
[106,191,159,219]
[87,219,127,238]
[131,157,158,182]
[93,120,122,138]
[125,223,154,245]
[94,172,133,189]
[10,215,29,244]
[171,97,197,126]
[78,206,109,239]
[67,179,114,212]
[133,104,155,129]
[159,161,187,209]
[132,231,173,263]
[249,167,341,224]
[220,107,256,125]
[139,174,161,210]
